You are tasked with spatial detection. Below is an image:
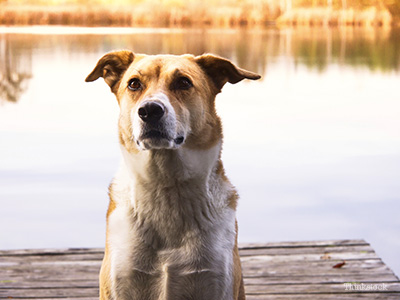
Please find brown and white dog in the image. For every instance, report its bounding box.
[86,51,261,300]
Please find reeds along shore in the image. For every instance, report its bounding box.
[0,2,397,28]
[0,3,279,27]
[278,7,393,27]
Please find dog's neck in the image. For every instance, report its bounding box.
[116,141,229,247]
[120,141,222,185]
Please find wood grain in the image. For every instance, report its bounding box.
[0,240,399,299]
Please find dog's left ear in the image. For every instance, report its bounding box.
[85,50,134,93]
[195,54,261,92]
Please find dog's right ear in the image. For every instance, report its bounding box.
[85,50,134,93]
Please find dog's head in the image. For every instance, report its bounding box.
[86,51,260,152]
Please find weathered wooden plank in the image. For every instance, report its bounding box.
[0,254,103,265]
[245,282,400,294]
[0,246,379,266]
[5,282,398,297]
[0,239,369,256]
[32,299,98,300]
[25,299,98,300]
[240,239,369,249]
[1,262,101,282]
[244,274,400,285]
[1,270,100,282]
[0,248,104,257]
[0,283,400,299]
[0,287,99,298]
[239,245,376,257]
[2,274,398,289]
[240,251,378,262]
[1,255,396,282]
[0,240,398,299]
[246,294,400,300]
[0,280,98,289]
[243,259,392,276]
[2,275,398,291]
[27,299,99,300]
[2,258,389,281]
[0,251,377,268]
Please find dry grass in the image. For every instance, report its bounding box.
[0,0,397,27]
[0,1,280,27]
[278,7,393,27]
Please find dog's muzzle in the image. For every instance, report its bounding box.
[134,99,185,150]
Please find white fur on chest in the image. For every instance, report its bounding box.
[107,144,237,299]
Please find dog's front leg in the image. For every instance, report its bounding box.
[110,270,162,300]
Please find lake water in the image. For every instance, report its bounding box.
[0,26,399,276]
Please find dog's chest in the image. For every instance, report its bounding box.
[107,171,236,299]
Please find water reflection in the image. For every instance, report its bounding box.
[1,26,399,103]
[1,26,400,276]
[0,35,32,103]
[291,27,400,72]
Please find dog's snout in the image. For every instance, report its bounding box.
[138,102,165,123]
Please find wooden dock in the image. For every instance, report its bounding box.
[1,239,399,299]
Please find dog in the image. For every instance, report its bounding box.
[85,50,261,300]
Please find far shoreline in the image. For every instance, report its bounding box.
[0,3,398,29]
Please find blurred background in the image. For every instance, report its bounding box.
[0,0,399,277]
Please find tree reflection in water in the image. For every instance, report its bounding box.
[0,36,32,103]
[0,26,399,103]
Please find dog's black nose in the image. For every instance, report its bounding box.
[138,102,165,123]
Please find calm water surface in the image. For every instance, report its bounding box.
[1,27,399,275]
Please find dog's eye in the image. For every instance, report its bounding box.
[174,77,193,90]
[128,78,142,91]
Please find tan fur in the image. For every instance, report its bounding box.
[99,245,112,300]
[100,191,116,300]
[86,51,260,300]
[216,160,239,210]
[232,221,246,300]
